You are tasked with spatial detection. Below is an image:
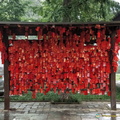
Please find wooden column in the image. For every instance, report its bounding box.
[110,31,116,110]
[4,112,9,120]
[111,112,116,120]
[2,28,10,110]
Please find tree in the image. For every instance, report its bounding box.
[0,0,27,21]
[31,0,120,22]
[0,0,119,22]
[20,0,42,22]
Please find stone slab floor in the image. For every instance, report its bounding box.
[0,102,120,120]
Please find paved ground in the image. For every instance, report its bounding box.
[0,102,120,120]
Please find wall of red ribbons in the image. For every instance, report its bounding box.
[0,25,119,99]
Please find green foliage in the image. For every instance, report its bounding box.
[116,73,120,80]
[1,87,120,102]
[0,91,111,102]
[0,0,28,21]
[20,0,42,22]
[116,87,120,100]
[0,0,120,22]
[117,61,120,73]
[31,0,120,22]
[9,91,61,102]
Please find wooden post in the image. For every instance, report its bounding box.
[110,31,116,110]
[4,112,9,120]
[111,112,116,120]
[2,28,10,110]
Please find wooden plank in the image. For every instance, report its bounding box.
[0,21,120,27]
[110,31,116,110]
[2,28,10,110]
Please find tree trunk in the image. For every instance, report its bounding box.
[63,0,71,22]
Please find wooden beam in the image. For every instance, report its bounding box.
[0,22,102,27]
[2,28,10,110]
[110,31,116,110]
[0,21,120,27]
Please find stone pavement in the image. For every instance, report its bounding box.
[0,102,120,120]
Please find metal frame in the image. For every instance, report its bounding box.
[1,21,118,110]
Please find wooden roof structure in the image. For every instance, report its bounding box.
[0,21,120,26]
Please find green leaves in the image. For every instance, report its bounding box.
[32,0,120,22]
[0,0,25,21]
[0,0,119,22]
